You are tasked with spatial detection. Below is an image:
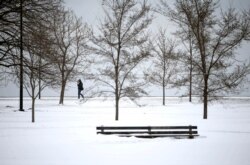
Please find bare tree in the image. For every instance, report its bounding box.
[178,28,196,102]
[50,7,90,105]
[12,7,59,122]
[243,8,250,40]
[0,0,20,68]
[1,0,62,111]
[0,0,61,67]
[171,26,200,102]
[91,0,153,120]
[21,45,55,123]
[158,0,250,119]
[144,28,178,105]
[11,27,57,122]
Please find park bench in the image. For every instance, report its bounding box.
[96,125,199,139]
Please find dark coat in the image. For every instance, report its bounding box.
[78,80,83,90]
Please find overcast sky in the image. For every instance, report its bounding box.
[0,0,249,97]
[63,0,250,60]
[64,0,250,26]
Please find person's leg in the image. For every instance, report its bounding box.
[78,89,80,99]
[80,90,84,98]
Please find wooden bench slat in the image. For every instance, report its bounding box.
[96,126,197,130]
[97,131,198,135]
[134,134,199,138]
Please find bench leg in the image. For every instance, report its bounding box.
[189,125,193,139]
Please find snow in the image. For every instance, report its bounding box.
[0,97,250,165]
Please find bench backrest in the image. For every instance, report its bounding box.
[97,126,197,132]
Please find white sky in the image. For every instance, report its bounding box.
[64,0,250,59]
[64,0,250,18]
[64,0,250,26]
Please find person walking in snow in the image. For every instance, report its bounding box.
[77,79,84,99]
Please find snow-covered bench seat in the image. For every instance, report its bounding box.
[96,125,199,138]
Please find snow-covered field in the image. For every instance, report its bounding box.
[0,97,250,165]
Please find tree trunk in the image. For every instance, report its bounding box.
[32,97,35,123]
[115,65,119,121]
[59,67,65,104]
[115,96,119,121]
[163,84,165,106]
[31,86,35,122]
[189,68,192,102]
[189,31,193,103]
[163,56,166,106]
[19,0,24,111]
[115,38,121,120]
[59,82,66,104]
[38,79,41,99]
[203,77,208,119]
[38,56,42,99]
